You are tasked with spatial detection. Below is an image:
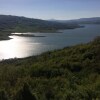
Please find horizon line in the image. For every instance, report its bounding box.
[0,14,100,21]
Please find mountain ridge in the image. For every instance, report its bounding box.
[0,15,80,40]
[49,17,100,24]
[0,15,80,32]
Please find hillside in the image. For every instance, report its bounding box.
[51,17,100,24]
[75,17,100,24]
[0,15,80,40]
[0,37,100,100]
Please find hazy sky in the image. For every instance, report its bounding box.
[0,0,100,20]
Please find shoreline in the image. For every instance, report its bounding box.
[0,26,83,41]
[11,33,46,37]
[0,36,98,61]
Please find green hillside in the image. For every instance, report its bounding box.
[0,15,80,40]
[0,37,100,100]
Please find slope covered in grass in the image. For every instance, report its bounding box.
[0,37,100,100]
[0,15,80,40]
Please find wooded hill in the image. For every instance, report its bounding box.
[0,15,80,33]
[0,15,80,40]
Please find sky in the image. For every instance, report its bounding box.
[0,0,100,20]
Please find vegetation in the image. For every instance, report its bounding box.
[52,17,100,24]
[0,15,80,40]
[0,37,100,100]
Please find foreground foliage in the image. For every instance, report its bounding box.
[0,37,100,100]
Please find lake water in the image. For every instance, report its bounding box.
[0,24,100,60]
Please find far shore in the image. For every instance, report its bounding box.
[11,33,46,37]
[0,25,84,41]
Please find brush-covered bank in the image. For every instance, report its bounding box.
[0,37,100,100]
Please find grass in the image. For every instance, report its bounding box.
[0,37,100,100]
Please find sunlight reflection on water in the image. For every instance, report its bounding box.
[0,24,100,60]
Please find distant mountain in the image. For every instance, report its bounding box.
[49,17,100,24]
[0,15,80,33]
[75,17,100,24]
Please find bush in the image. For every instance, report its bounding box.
[15,83,36,100]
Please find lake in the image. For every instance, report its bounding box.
[0,24,100,60]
